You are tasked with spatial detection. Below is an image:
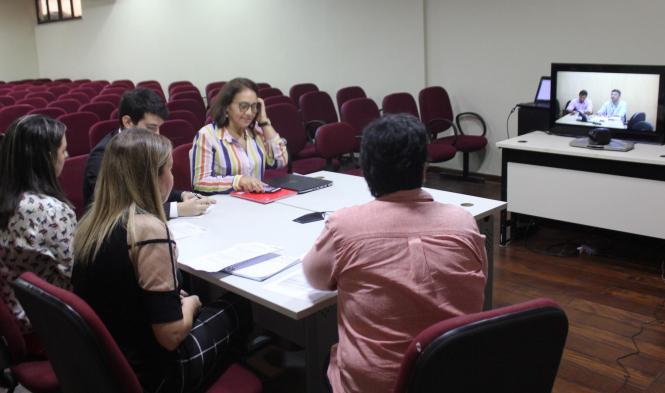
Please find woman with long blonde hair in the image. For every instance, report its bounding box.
[72,129,251,393]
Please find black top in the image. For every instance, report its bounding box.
[82,130,183,216]
[72,222,182,391]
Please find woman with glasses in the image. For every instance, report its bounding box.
[190,77,288,194]
[0,114,75,333]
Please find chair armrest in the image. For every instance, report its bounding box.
[455,112,487,137]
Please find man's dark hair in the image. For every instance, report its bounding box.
[612,89,621,96]
[118,87,169,129]
[360,114,427,198]
[209,77,259,129]
[579,90,588,96]
[0,115,70,229]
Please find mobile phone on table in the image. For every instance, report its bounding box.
[262,185,281,193]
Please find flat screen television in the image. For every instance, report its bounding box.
[550,63,665,144]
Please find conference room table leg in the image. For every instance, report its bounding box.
[478,215,494,310]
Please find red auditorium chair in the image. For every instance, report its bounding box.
[79,102,115,122]
[170,85,199,96]
[168,81,194,95]
[266,103,325,174]
[167,99,205,129]
[91,94,122,107]
[256,82,271,89]
[48,99,81,114]
[172,143,193,192]
[299,91,339,140]
[419,86,487,180]
[7,91,28,101]
[289,83,318,109]
[315,122,362,176]
[137,81,165,100]
[109,108,119,120]
[16,97,49,109]
[109,80,134,89]
[28,107,67,119]
[258,87,283,99]
[68,88,97,99]
[57,112,100,156]
[0,105,35,133]
[14,272,263,393]
[340,97,380,151]
[159,119,196,148]
[57,154,89,217]
[100,87,128,96]
[393,298,567,393]
[47,85,71,98]
[79,82,105,94]
[206,87,222,107]
[205,81,226,103]
[0,297,59,393]
[336,86,366,114]
[88,119,119,149]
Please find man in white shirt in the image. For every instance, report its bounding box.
[597,89,627,123]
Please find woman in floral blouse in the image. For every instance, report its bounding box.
[0,114,76,332]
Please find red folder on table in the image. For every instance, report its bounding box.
[230,188,297,204]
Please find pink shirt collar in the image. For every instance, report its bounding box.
[376,188,433,203]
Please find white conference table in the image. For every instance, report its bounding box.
[170,171,505,393]
[554,113,627,129]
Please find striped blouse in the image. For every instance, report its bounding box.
[190,123,288,194]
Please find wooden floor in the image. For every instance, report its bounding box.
[428,170,665,393]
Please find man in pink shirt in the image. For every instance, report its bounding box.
[303,114,488,393]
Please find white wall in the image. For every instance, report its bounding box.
[0,0,39,81]
[425,0,665,175]
[34,0,425,104]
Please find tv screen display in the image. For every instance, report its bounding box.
[550,63,665,144]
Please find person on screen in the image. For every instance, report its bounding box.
[597,89,627,122]
[302,114,487,393]
[566,90,592,115]
[83,88,214,217]
[190,77,288,194]
[0,115,75,333]
[72,129,252,393]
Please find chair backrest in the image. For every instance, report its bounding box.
[336,86,367,113]
[258,87,283,99]
[170,85,199,97]
[79,82,105,94]
[263,95,295,107]
[47,85,71,98]
[300,91,339,138]
[205,81,226,100]
[315,122,357,159]
[256,82,271,89]
[48,99,81,113]
[69,87,97,99]
[159,119,196,148]
[91,94,121,107]
[136,81,165,100]
[206,87,222,107]
[60,92,89,105]
[0,104,35,133]
[13,272,143,393]
[289,83,319,108]
[16,97,49,109]
[7,90,28,100]
[170,90,203,105]
[109,80,134,89]
[100,87,128,97]
[340,97,380,150]
[168,81,194,95]
[89,119,119,149]
[393,298,568,393]
[58,154,89,217]
[0,96,16,106]
[26,91,56,102]
[168,109,201,131]
[28,106,67,119]
[172,142,193,192]
[418,86,454,135]
[628,112,646,128]
[167,99,206,129]
[57,111,100,156]
[110,107,119,120]
[265,103,307,155]
[79,102,115,121]
[382,92,420,118]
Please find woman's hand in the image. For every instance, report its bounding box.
[257,97,268,123]
[238,175,264,193]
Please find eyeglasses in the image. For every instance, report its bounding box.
[234,101,261,113]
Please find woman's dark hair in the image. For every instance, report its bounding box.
[118,87,169,129]
[0,114,70,229]
[360,114,428,198]
[209,77,259,129]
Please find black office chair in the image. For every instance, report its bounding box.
[632,120,653,131]
[627,112,646,128]
[562,100,571,115]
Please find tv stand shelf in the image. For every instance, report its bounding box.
[497,131,665,244]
